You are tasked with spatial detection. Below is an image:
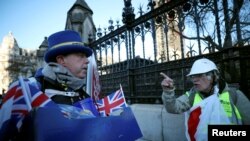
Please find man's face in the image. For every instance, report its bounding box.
[57,53,89,79]
[190,74,213,93]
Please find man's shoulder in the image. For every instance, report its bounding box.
[227,86,243,105]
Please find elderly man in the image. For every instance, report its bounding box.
[35,30,93,105]
[160,58,250,140]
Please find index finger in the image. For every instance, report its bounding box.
[160,72,168,78]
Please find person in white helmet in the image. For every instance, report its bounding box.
[160,58,250,125]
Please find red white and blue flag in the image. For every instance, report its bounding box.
[0,77,55,132]
[86,53,101,101]
[185,90,231,141]
[0,78,142,141]
[96,86,127,117]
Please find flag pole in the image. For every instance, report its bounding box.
[119,84,127,107]
[119,84,123,92]
[18,76,32,111]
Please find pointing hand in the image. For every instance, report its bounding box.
[160,72,174,90]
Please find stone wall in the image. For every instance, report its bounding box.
[131,104,187,141]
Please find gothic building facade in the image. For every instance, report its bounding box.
[0,0,95,95]
[0,32,37,94]
[155,0,182,62]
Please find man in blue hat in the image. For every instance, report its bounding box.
[37,30,93,105]
[0,30,94,140]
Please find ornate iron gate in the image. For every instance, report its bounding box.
[89,0,250,104]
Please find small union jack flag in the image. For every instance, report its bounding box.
[0,77,56,131]
[96,86,127,117]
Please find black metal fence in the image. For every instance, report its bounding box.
[98,46,250,104]
[89,0,250,104]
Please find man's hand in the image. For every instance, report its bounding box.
[160,72,174,90]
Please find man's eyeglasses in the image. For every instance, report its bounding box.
[189,74,206,79]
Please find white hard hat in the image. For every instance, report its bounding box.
[187,58,218,76]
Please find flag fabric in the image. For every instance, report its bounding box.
[58,103,96,119]
[0,77,56,139]
[0,81,19,129]
[27,83,140,141]
[185,90,230,141]
[1,78,142,141]
[34,106,142,141]
[73,97,100,117]
[96,86,127,117]
[86,53,101,101]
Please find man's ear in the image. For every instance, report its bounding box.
[56,55,65,65]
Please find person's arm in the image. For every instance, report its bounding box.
[235,90,250,125]
[160,72,191,114]
[162,89,191,114]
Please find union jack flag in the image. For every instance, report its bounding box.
[0,77,55,132]
[96,86,127,117]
